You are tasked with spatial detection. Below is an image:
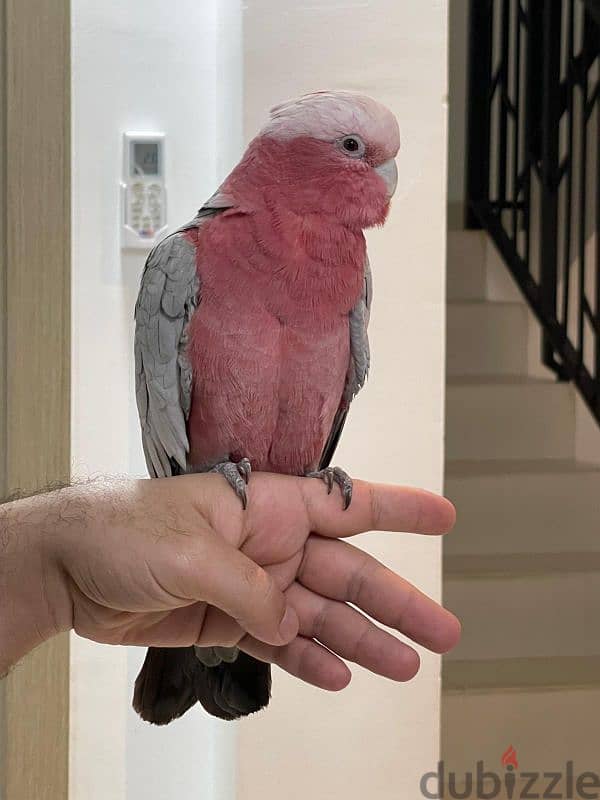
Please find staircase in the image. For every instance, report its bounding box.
[442,229,600,795]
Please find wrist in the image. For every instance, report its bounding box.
[0,489,74,673]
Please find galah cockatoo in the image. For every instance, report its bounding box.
[133,90,400,724]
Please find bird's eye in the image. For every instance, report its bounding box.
[338,135,366,158]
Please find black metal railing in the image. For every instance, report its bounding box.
[466,0,600,422]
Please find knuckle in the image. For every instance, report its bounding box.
[311,600,329,640]
[391,585,416,630]
[169,541,200,579]
[350,621,372,663]
[346,555,372,606]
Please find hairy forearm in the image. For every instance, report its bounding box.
[0,488,74,675]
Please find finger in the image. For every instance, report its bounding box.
[299,536,461,654]
[285,583,420,681]
[300,479,456,538]
[176,534,299,646]
[241,635,352,691]
[195,605,246,648]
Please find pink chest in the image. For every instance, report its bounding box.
[185,214,364,474]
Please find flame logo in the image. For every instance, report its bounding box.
[501,745,518,770]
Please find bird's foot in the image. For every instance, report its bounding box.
[306,466,353,510]
[210,458,252,509]
[195,645,239,667]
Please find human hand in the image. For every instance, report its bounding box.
[195,472,460,689]
[1,474,460,690]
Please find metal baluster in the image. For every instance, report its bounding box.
[499,0,511,220]
[540,1,563,373]
[466,0,494,228]
[512,0,522,243]
[561,2,575,337]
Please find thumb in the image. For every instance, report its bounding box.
[178,533,299,646]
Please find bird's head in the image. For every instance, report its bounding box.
[230,91,400,230]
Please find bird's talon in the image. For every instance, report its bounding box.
[210,458,252,509]
[340,483,352,509]
[306,466,353,509]
[237,458,252,485]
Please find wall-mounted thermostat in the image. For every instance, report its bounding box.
[121,132,167,249]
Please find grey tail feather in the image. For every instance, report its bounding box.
[133,647,271,724]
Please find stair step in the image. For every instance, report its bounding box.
[444,460,600,556]
[447,301,528,376]
[447,230,488,301]
[444,655,600,692]
[446,378,575,461]
[444,569,600,661]
[447,230,524,303]
[442,685,600,788]
[445,552,600,578]
[443,229,600,794]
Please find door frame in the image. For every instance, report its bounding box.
[0,1,71,798]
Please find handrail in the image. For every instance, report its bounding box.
[466,0,600,422]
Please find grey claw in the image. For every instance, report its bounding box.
[306,466,353,509]
[237,458,252,485]
[210,459,251,509]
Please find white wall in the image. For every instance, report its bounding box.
[239,2,448,799]
[71,2,242,798]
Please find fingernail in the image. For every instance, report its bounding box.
[279,607,298,642]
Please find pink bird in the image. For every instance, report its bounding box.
[133,90,400,723]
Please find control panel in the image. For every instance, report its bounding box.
[121,132,167,249]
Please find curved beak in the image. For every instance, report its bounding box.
[374,158,398,198]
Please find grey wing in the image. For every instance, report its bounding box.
[134,231,200,478]
[319,255,372,469]
[135,195,232,478]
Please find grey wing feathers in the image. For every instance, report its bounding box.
[135,232,199,478]
[319,255,372,469]
[345,254,372,403]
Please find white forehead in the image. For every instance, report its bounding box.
[261,90,400,155]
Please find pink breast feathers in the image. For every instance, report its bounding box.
[184,210,365,475]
